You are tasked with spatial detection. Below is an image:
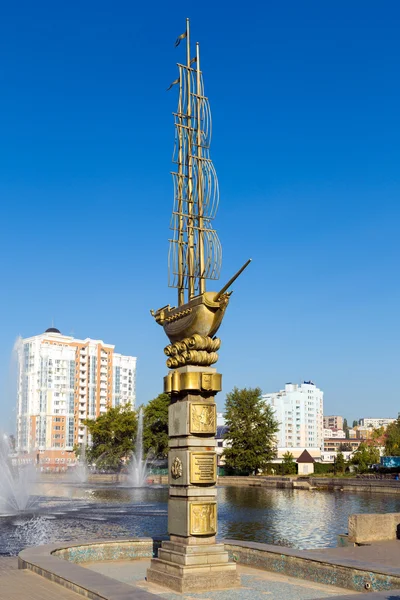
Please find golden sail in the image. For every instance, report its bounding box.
[151,19,250,367]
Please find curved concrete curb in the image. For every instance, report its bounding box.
[225,539,400,595]
[18,538,160,600]
[18,537,400,599]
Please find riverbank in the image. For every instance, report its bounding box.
[36,473,400,493]
[37,473,169,485]
[217,475,400,494]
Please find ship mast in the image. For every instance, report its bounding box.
[196,40,205,296]
[186,19,195,301]
[169,18,221,306]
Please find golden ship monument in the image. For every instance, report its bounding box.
[147,18,250,593]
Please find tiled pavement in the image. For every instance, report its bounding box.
[0,557,82,600]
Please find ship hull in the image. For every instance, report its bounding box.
[153,292,229,344]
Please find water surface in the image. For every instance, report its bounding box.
[1,483,399,555]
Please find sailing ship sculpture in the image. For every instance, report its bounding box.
[147,19,246,593]
[151,19,250,367]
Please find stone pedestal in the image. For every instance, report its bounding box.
[147,366,240,593]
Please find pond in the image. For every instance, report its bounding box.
[1,482,399,555]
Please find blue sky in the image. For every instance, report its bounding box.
[1,1,399,431]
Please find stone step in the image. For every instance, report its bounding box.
[147,564,241,594]
[161,541,226,555]
[158,548,229,566]
[148,557,237,577]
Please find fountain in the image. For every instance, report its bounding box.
[70,441,89,484]
[0,435,38,514]
[127,408,149,487]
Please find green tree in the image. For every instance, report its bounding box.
[343,418,349,439]
[351,442,380,473]
[384,418,400,456]
[352,420,358,428]
[73,443,83,459]
[334,451,346,474]
[223,387,279,475]
[371,427,384,442]
[143,393,170,459]
[84,404,137,471]
[282,451,297,475]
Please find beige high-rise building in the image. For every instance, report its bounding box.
[16,328,136,470]
[323,415,343,431]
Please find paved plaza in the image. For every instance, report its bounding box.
[0,557,81,600]
[308,540,400,572]
[85,559,358,600]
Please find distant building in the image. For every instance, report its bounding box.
[263,381,323,450]
[354,426,374,439]
[323,415,343,430]
[216,424,229,466]
[321,450,354,463]
[323,438,361,453]
[323,428,345,439]
[359,418,396,429]
[16,328,136,470]
[217,412,226,427]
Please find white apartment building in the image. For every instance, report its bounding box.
[358,417,396,429]
[217,412,226,427]
[263,381,324,450]
[16,328,136,468]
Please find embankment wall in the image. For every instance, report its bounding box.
[217,475,400,494]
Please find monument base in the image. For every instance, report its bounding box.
[146,539,240,593]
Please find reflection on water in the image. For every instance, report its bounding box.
[218,486,400,548]
[2,483,400,555]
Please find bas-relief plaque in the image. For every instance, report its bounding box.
[171,456,183,479]
[190,403,216,434]
[189,501,217,535]
[190,452,217,484]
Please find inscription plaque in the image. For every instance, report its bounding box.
[190,452,217,484]
[189,501,217,535]
[190,403,216,434]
